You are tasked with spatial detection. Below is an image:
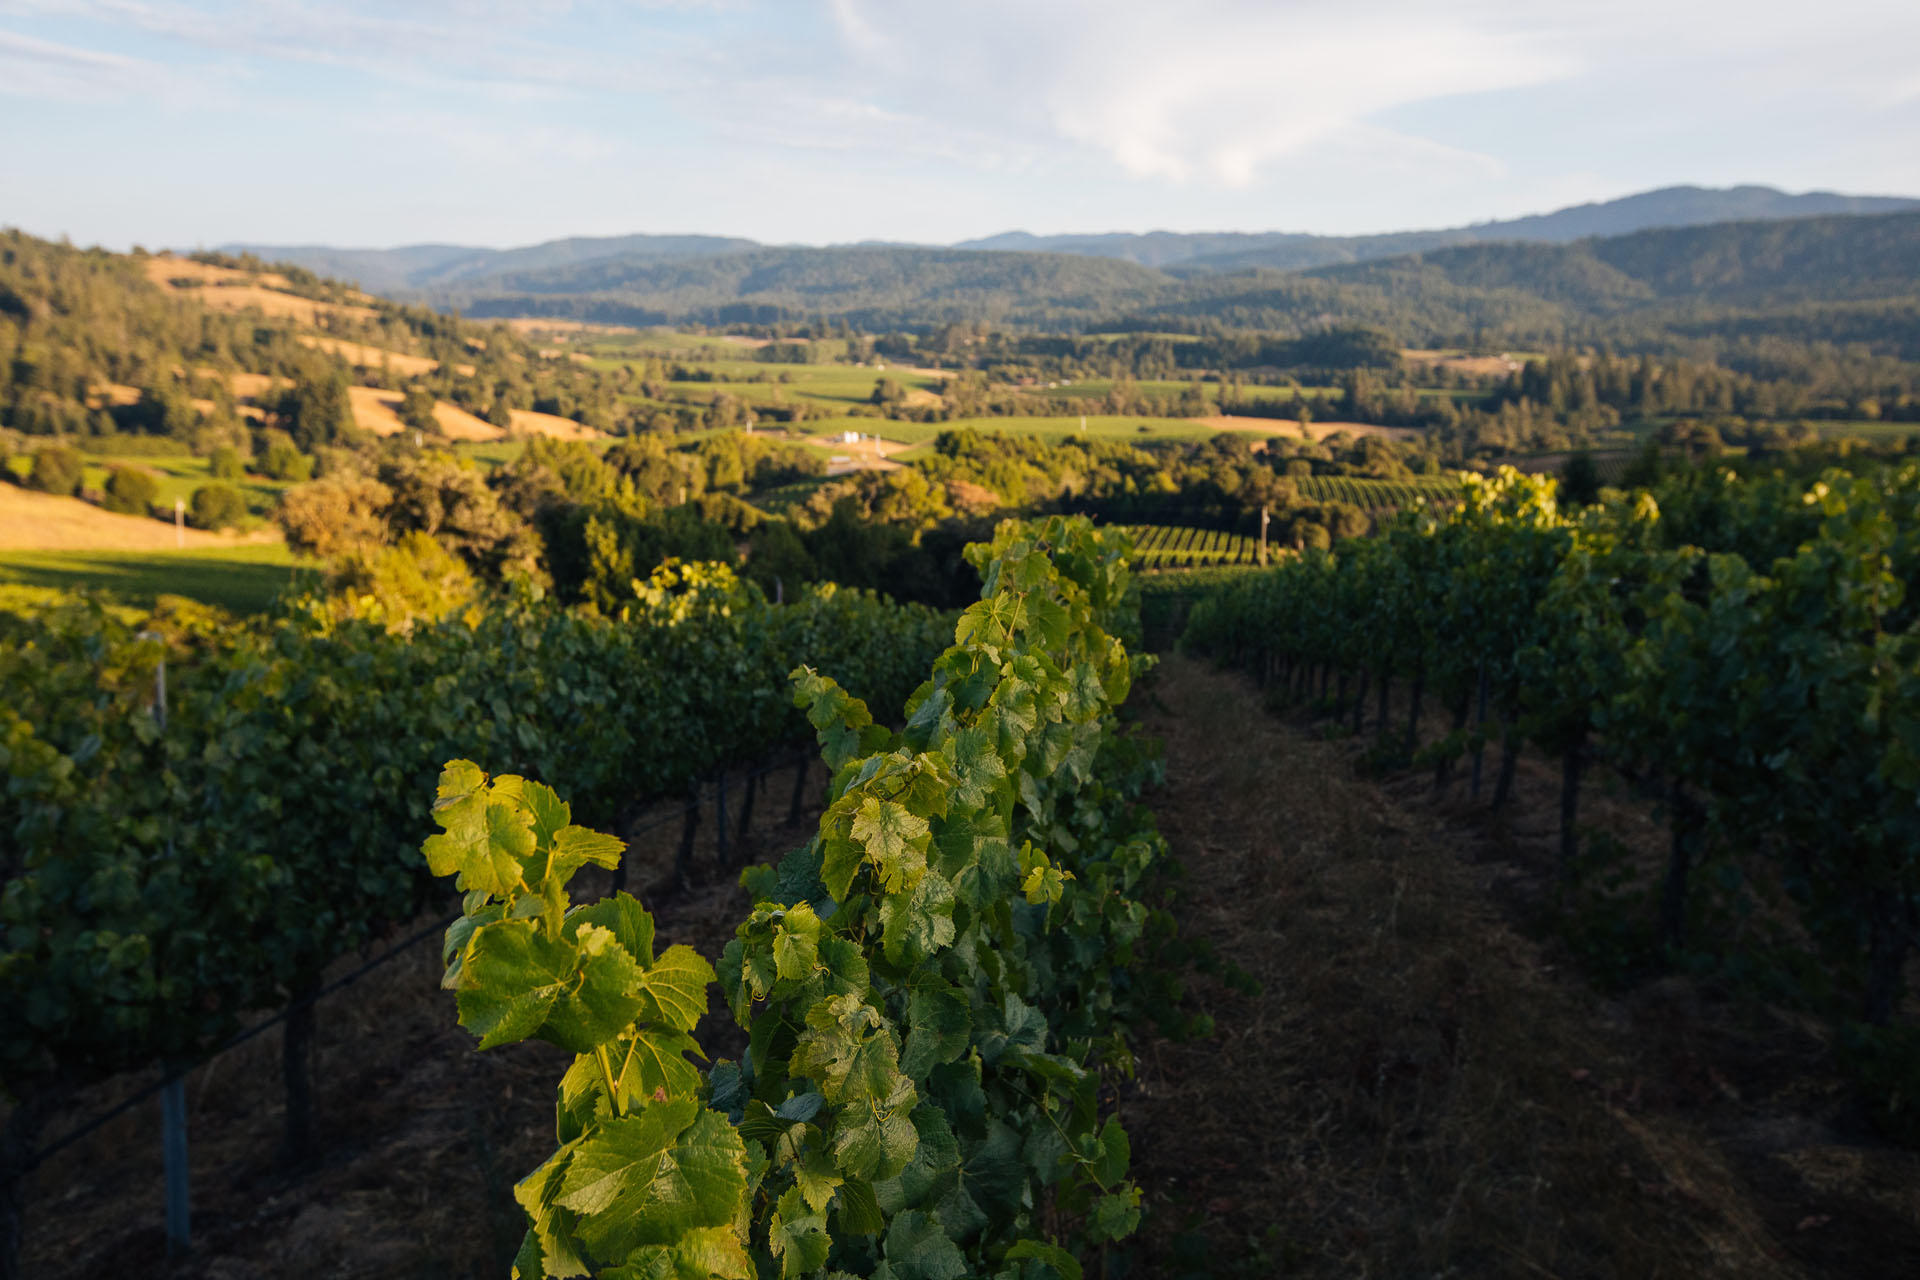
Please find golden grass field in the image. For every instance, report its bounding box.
[90,382,142,408]
[1192,414,1423,442]
[347,387,504,442]
[297,335,439,378]
[1402,348,1526,378]
[0,485,277,552]
[505,408,603,441]
[501,317,634,337]
[143,253,379,326]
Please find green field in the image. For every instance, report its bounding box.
[0,542,311,613]
[9,450,295,519]
[1813,418,1920,441]
[83,454,293,517]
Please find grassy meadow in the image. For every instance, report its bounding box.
[0,542,310,613]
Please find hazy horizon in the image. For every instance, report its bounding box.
[3,1,1918,251]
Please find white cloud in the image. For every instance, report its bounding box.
[820,1,1571,185]
[0,25,179,99]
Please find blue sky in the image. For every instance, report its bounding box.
[2,0,1916,250]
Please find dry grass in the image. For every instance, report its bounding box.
[143,255,296,293]
[91,382,143,408]
[506,409,604,442]
[144,255,378,327]
[1402,349,1526,378]
[296,336,439,379]
[1126,655,1920,1277]
[500,318,634,337]
[223,371,286,402]
[348,387,504,443]
[1189,415,1422,442]
[0,487,274,552]
[802,432,904,474]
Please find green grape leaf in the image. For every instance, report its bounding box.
[515,1143,590,1279]
[900,980,972,1080]
[510,1227,547,1280]
[832,1081,920,1183]
[1086,1185,1142,1243]
[881,1210,967,1280]
[634,944,715,1033]
[425,786,538,900]
[1003,1240,1082,1280]
[1090,1117,1129,1187]
[620,1026,707,1105]
[820,834,864,903]
[598,1226,753,1280]
[834,1178,884,1237]
[773,904,822,981]
[568,892,656,967]
[550,825,626,879]
[540,923,647,1055]
[770,1187,832,1280]
[794,1143,845,1214]
[559,1103,748,1258]
[875,1106,961,1214]
[879,869,956,964]
[976,993,1047,1066]
[456,919,575,1050]
[851,796,930,894]
[521,779,573,846]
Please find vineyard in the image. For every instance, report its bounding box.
[1119,525,1264,569]
[0,563,953,1276]
[0,520,1171,1279]
[1291,474,1459,510]
[1182,463,1920,1129]
[428,517,1165,1277]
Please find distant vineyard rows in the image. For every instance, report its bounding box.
[1293,475,1459,509]
[1119,525,1264,569]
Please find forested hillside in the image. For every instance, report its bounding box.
[424,245,1172,330]
[288,210,1920,359]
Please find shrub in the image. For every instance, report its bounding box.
[329,530,476,629]
[101,466,160,516]
[209,445,245,480]
[262,442,315,483]
[27,446,85,497]
[189,482,248,530]
[276,473,393,558]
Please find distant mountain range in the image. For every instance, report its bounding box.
[219,186,1920,355]
[224,234,760,294]
[952,185,1920,271]
[228,185,1918,292]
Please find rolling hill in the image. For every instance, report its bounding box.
[218,197,1920,356]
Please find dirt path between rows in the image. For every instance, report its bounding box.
[1124,654,1920,1278]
